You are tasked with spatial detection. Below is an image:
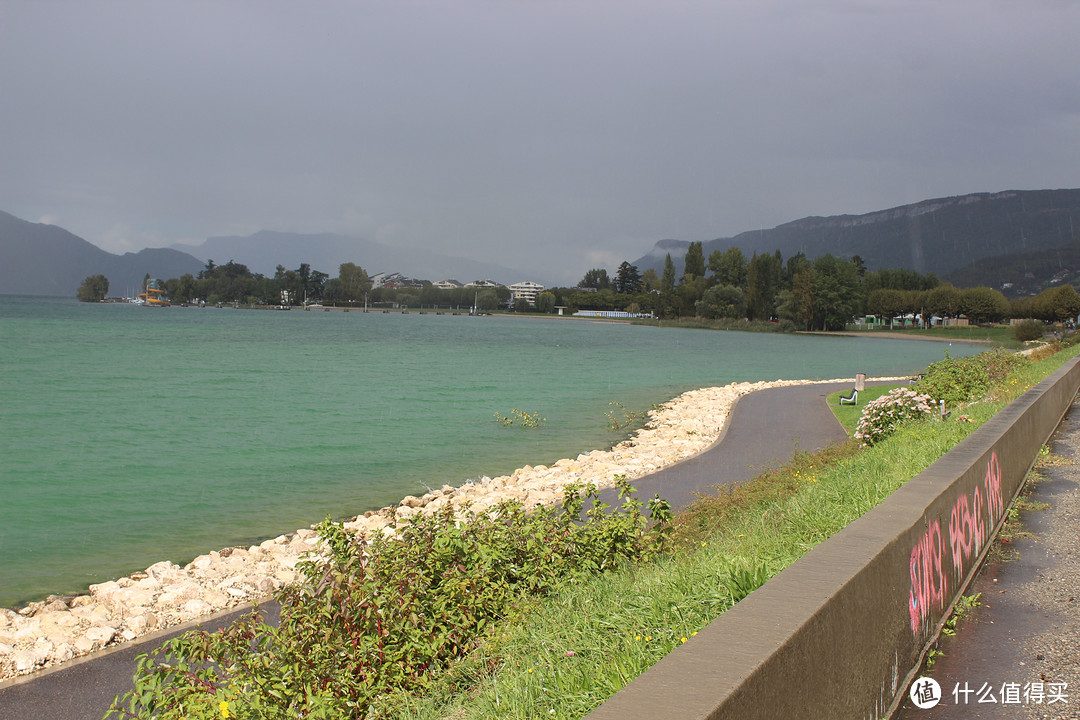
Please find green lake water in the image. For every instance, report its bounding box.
[0,296,980,607]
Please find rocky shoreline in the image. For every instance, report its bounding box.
[0,376,887,682]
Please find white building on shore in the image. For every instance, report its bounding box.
[432,279,463,290]
[508,280,545,306]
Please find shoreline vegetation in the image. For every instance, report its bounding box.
[91,341,1079,719]
[0,375,898,683]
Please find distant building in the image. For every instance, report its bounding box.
[508,280,545,306]
[370,272,424,289]
[432,279,463,290]
[574,310,654,319]
[464,279,503,289]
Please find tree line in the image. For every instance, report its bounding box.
[78,244,1080,327]
[559,243,1080,329]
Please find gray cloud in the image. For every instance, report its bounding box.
[3,0,1079,285]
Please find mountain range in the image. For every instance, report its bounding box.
[4,188,1080,297]
[0,210,205,297]
[0,214,536,297]
[633,189,1080,291]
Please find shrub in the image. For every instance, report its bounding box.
[854,388,935,446]
[1012,319,1045,343]
[107,479,672,720]
[916,349,1028,405]
[916,354,988,405]
[975,347,1029,385]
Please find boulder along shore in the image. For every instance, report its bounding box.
[0,376,898,681]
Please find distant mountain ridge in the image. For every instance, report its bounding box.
[172,231,539,286]
[0,212,541,297]
[0,211,204,297]
[7,189,1080,298]
[633,189,1080,284]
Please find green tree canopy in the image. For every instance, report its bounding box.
[1026,285,1080,322]
[708,247,748,289]
[337,262,372,304]
[615,261,642,294]
[811,255,863,330]
[76,274,109,302]
[578,268,611,290]
[476,289,500,312]
[923,284,963,319]
[960,287,1009,324]
[695,284,746,319]
[535,291,556,313]
[866,288,906,326]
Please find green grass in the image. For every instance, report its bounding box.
[379,344,1080,720]
[826,384,903,434]
[852,324,1018,346]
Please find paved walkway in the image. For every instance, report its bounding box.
[895,398,1080,720]
[0,381,865,720]
[595,380,865,512]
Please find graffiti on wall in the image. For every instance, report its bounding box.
[908,519,946,635]
[909,451,1005,635]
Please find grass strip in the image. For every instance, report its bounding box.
[853,324,1017,345]
[826,384,902,433]
[394,344,1080,720]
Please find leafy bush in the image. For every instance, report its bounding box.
[107,479,671,720]
[975,347,1029,385]
[854,388,935,446]
[915,349,1028,405]
[1012,319,1045,343]
[916,353,988,404]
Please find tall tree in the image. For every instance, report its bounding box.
[682,241,705,282]
[924,284,963,321]
[578,268,611,290]
[959,287,1009,324]
[338,263,372,305]
[615,261,642,294]
[535,291,556,313]
[746,251,784,320]
[661,254,676,294]
[76,274,109,302]
[788,267,817,330]
[640,268,660,292]
[708,247,747,289]
[810,254,862,330]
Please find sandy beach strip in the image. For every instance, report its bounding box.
[0,375,904,681]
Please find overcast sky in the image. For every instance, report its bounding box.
[3,1,1079,284]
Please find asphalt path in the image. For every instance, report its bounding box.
[594,380,876,512]
[0,381,869,720]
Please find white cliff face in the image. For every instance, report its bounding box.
[0,377,879,681]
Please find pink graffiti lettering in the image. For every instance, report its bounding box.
[910,452,1006,636]
[909,519,946,635]
[948,451,1005,577]
[949,488,984,574]
[984,451,1003,521]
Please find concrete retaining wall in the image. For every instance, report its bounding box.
[587,355,1080,720]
